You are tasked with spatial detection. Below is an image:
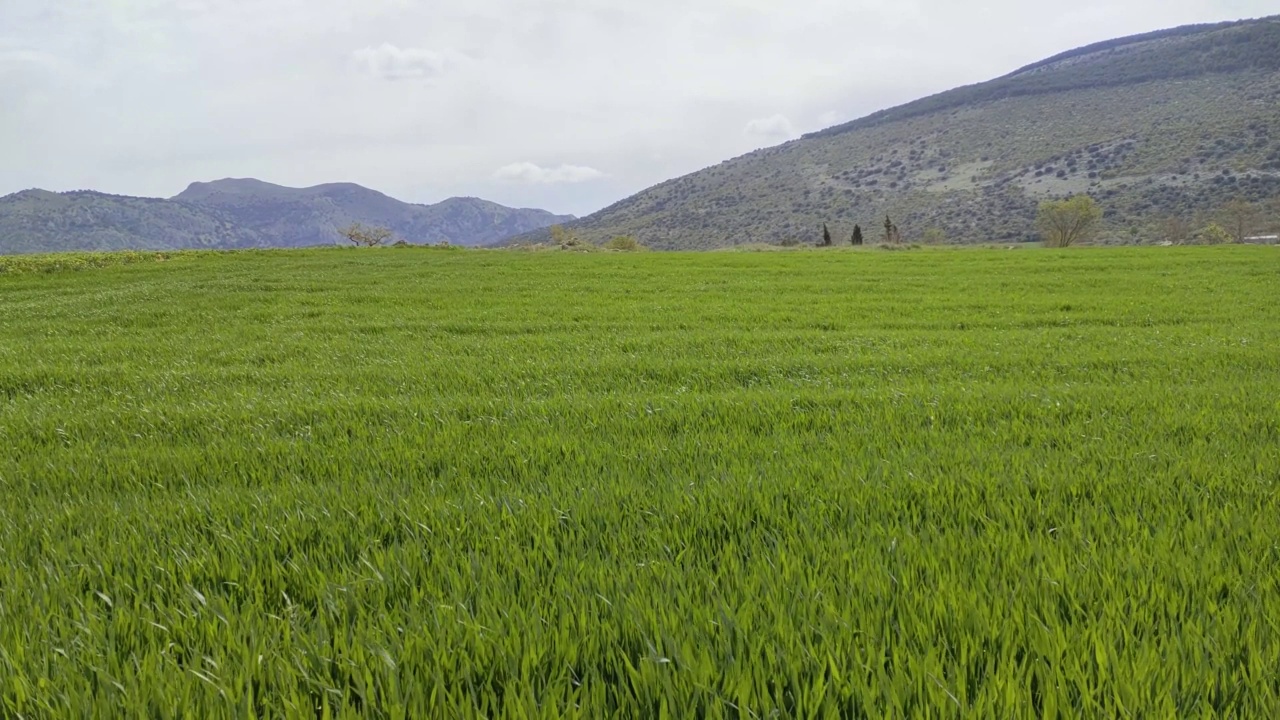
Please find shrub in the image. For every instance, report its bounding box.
[603,236,644,251]
[1196,223,1233,245]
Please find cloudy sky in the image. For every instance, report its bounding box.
[1,1,1273,216]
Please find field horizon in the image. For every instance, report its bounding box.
[3,246,1279,716]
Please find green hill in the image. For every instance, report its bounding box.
[527,16,1280,249]
[0,180,574,254]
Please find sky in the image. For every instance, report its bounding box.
[1,1,1274,217]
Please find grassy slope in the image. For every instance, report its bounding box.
[2,247,1280,716]
[553,18,1280,249]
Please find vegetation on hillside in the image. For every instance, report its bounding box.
[0,190,262,254]
[3,248,1280,715]
[0,180,574,255]
[807,18,1280,139]
[529,17,1280,250]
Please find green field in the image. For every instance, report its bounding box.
[2,246,1279,717]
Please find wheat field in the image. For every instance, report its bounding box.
[2,246,1278,717]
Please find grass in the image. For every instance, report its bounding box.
[0,250,208,275]
[1,246,1279,717]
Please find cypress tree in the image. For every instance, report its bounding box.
[852,225,864,246]
[822,224,832,247]
[884,215,902,244]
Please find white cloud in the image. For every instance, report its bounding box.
[493,163,606,184]
[351,43,460,80]
[744,114,798,141]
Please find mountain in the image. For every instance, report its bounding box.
[0,180,574,254]
[172,179,574,248]
[0,189,262,255]
[520,16,1280,249]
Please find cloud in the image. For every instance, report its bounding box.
[0,48,60,68]
[743,114,798,141]
[5,0,1278,217]
[816,110,842,129]
[493,163,606,184]
[351,43,459,80]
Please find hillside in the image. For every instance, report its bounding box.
[525,16,1280,249]
[172,179,574,248]
[0,190,262,255]
[0,180,573,254]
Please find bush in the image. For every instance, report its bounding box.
[1036,195,1102,247]
[603,236,644,251]
[1196,223,1233,245]
[558,238,597,252]
[0,250,194,274]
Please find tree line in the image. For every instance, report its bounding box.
[818,216,898,248]
[815,193,1280,248]
[818,197,1101,248]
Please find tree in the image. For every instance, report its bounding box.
[1159,215,1192,245]
[922,227,947,245]
[1035,195,1102,248]
[604,236,643,251]
[883,215,902,244]
[1266,196,1280,234]
[341,222,394,247]
[1218,199,1260,243]
[851,225,864,246]
[550,224,585,248]
[821,224,833,247]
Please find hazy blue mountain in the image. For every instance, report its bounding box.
[0,180,574,254]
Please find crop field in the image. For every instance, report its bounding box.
[2,246,1279,717]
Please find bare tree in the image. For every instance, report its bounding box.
[883,215,902,244]
[1267,197,1280,235]
[1036,195,1102,248]
[1159,215,1193,245]
[922,227,947,245]
[1218,199,1260,243]
[341,223,395,247]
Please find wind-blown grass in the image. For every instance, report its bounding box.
[1,247,1278,717]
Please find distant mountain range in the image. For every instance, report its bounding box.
[510,15,1280,248]
[0,179,574,254]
